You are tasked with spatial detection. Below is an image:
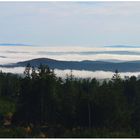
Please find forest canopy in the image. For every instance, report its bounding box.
[0,64,139,137]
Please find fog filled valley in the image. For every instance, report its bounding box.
[1,45,140,79]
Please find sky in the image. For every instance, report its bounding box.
[0,2,140,46]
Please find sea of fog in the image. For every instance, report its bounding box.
[0,45,140,79]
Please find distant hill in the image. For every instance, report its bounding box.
[2,58,140,72]
[0,43,31,46]
[105,45,140,48]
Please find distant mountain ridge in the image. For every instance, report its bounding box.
[0,43,31,46]
[105,45,140,48]
[2,58,140,72]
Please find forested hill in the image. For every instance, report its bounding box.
[3,58,140,72]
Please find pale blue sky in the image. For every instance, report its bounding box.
[0,2,140,46]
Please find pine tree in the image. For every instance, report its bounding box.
[112,69,121,82]
[24,63,31,78]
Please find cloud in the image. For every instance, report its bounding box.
[42,2,140,17]
[0,67,140,79]
[0,2,139,46]
[41,69,140,79]
[0,45,140,79]
[0,46,140,65]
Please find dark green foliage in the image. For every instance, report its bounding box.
[1,65,140,137]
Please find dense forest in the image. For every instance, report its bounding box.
[0,64,140,137]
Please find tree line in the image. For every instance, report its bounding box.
[0,64,140,137]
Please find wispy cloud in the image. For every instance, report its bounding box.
[0,2,139,46]
[43,2,140,17]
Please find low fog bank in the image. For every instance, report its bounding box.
[0,67,140,79]
[55,69,140,79]
[1,46,140,64]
